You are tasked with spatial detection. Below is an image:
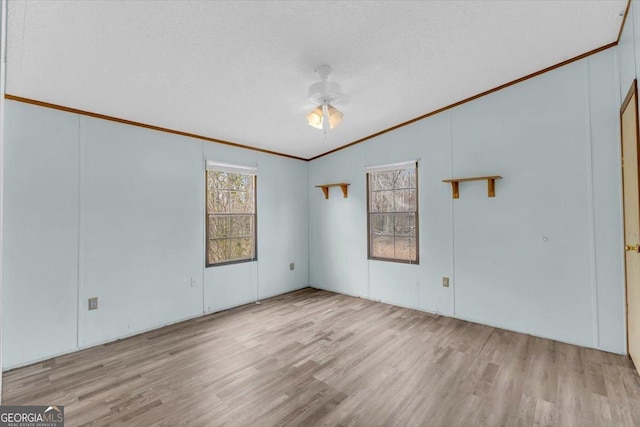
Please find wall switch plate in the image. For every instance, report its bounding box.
[442,277,450,288]
[88,297,98,310]
[290,262,295,271]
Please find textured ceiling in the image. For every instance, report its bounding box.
[6,0,627,159]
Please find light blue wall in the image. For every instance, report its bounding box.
[255,153,309,300]
[78,117,204,347]
[2,101,309,368]
[590,48,626,353]
[309,48,626,354]
[3,103,80,365]
[308,144,368,298]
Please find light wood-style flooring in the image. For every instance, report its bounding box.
[3,288,640,426]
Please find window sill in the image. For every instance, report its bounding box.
[368,256,419,265]
[206,258,257,268]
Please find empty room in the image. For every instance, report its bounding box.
[1,0,640,426]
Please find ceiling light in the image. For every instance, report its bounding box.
[307,65,345,134]
[307,105,343,130]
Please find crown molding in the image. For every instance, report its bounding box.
[3,94,307,162]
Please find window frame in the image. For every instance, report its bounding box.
[366,163,419,264]
[205,169,258,268]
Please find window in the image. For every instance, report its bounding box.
[367,161,418,263]
[206,162,257,266]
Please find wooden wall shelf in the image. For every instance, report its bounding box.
[316,183,350,199]
[442,176,502,199]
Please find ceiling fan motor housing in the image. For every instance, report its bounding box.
[309,81,342,105]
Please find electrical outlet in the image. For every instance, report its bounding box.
[88,297,98,310]
[442,277,450,288]
[290,262,295,271]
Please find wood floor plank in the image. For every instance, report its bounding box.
[3,287,640,426]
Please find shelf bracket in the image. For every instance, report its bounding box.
[339,184,348,198]
[320,186,329,199]
[487,178,497,198]
[451,181,459,199]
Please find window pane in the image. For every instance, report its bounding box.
[212,190,229,213]
[371,235,394,259]
[243,175,254,193]
[225,173,248,191]
[396,168,415,189]
[213,171,229,189]
[394,189,416,212]
[371,190,394,213]
[370,171,397,191]
[229,238,254,260]
[208,239,230,264]
[230,215,253,238]
[207,193,215,214]
[208,215,230,239]
[206,171,217,213]
[394,237,416,261]
[394,213,416,236]
[229,190,254,213]
[206,171,213,191]
[371,213,394,236]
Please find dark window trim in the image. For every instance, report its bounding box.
[370,187,416,192]
[207,257,257,268]
[367,164,420,265]
[208,235,255,241]
[205,172,258,268]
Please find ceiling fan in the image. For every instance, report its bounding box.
[307,65,345,134]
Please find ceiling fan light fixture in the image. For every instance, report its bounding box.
[307,106,324,129]
[329,106,343,128]
[307,104,342,130]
